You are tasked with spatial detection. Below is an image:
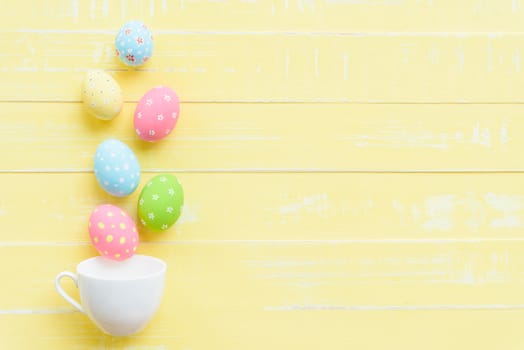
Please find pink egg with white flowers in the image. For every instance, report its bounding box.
[88,204,139,261]
[134,86,180,142]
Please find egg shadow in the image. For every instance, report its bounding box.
[111,59,158,95]
[138,223,180,246]
[81,109,120,134]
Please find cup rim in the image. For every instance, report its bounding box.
[76,254,166,281]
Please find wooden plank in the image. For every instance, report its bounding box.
[4,244,524,311]
[3,173,524,243]
[2,33,524,102]
[4,0,524,32]
[1,309,524,349]
[1,103,522,171]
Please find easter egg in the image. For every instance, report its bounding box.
[115,21,153,67]
[138,174,184,231]
[94,139,141,197]
[82,70,123,120]
[134,86,180,142]
[88,204,139,261]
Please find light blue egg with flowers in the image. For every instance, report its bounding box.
[115,20,154,67]
[94,139,141,197]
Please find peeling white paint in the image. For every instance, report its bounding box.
[121,0,126,21]
[193,67,207,73]
[487,36,494,72]
[90,0,96,19]
[92,43,104,63]
[297,0,305,12]
[472,123,492,147]
[177,204,198,224]
[314,48,319,78]
[72,0,79,23]
[500,122,509,145]
[285,49,289,79]
[247,259,319,268]
[411,204,422,222]
[457,47,465,72]
[391,200,405,214]
[484,193,524,228]
[279,194,329,217]
[343,51,349,80]
[514,49,521,73]
[422,195,456,231]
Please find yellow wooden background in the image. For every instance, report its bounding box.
[3,0,524,348]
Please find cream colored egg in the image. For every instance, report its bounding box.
[82,70,123,120]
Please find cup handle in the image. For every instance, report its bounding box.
[55,271,84,313]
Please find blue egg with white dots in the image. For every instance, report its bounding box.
[115,20,154,67]
[94,139,141,197]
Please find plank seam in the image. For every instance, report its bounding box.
[264,304,524,311]
[3,238,524,247]
[11,29,524,37]
[2,169,524,174]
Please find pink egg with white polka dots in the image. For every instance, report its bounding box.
[134,86,180,142]
[88,204,139,261]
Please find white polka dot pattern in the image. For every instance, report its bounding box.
[94,139,141,197]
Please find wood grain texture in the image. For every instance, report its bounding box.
[4,0,524,32]
[2,33,524,102]
[2,310,524,349]
[5,244,524,311]
[1,103,521,171]
[3,244,524,348]
[2,0,524,349]
[3,173,524,243]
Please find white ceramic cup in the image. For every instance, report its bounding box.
[55,254,166,336]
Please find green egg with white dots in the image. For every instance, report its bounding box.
[138,174,184,231]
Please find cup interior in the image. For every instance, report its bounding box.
[77,254,166,280]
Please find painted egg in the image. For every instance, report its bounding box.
[88,204,139,261]
[134,86,180,142]
[82,70,123,120]
[115,20,153,67]
[94,139,141,197]
[138,174,184,231]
